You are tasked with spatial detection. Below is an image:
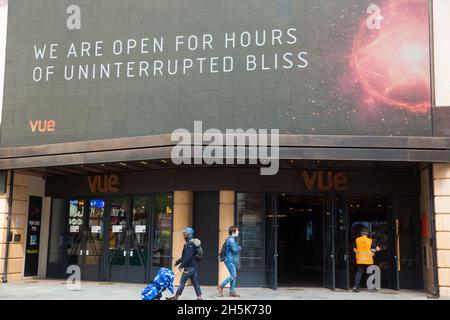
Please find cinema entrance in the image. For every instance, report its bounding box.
[47,193,173,283]
[263,192,423,290]
[237,189,423,290]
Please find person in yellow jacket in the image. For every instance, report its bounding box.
[352,227,381,292]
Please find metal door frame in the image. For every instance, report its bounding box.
[265,192,278,290]
[335,193,350,290]
[323,193,336,290]
[388,196,401,290]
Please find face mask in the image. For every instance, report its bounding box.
[233,231,239,237]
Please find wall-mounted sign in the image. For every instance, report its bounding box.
[0,0,432,148]
[135,225,146,234]
[24,196,42,277]
[70,225,80,233]
[88,174,120,193]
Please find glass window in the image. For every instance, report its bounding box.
[396,196,421,271]
[152,193,173,268]
[237,193,265,270]
[48,198,65,264]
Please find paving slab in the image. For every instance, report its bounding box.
[0,279,443,300]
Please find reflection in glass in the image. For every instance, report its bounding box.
[109,198,128,266]
[85,199,105,265]
[67,200,84,265]
[152,193,173,268]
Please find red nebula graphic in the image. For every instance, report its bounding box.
[351,0,431,113]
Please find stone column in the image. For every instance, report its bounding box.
[172,191,193,286]
[420,167,434,293]
[0,173,40,282]
[218,191,235,287]
[434,164,450,297]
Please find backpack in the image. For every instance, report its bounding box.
[190,238,203,262]
[218,237,229,262]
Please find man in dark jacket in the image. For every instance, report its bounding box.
[166,227,203,300]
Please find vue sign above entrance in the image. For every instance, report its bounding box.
[301,171,348,192]
[88,174,120,193]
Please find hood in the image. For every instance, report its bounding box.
[190,238,201,247]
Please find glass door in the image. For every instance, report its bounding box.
[265,193,278,290]
[150,193,174,279]
[108,198,129,282]
[128,197,150,283]
[323,195,335,290]
[107,196,153,283]
[66,199,106,281]
[83,199,106,280]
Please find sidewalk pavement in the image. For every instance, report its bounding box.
[0,279,443,300]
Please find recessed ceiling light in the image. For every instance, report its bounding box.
[160,160,167,163]
[119,162,127,166]
[140,161,148,165]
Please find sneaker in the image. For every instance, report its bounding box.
[352,287,360,293]
[229,291,240,297]
[369,288,378,293]
[197,296,204,300]
[216,285,224,297]
[166,295,179,300]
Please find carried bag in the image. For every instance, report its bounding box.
[190,238,203,262]
[218,237,229,262]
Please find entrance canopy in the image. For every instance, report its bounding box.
[0,134,449,171]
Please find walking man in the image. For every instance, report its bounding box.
[167,227,203,300]
[217,226,242,297]
[352,227,381,292]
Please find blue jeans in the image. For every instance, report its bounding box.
[221,260,237,292]
[176,266,202,297]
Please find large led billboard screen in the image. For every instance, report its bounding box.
[0,0,432,147]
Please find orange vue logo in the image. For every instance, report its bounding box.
[29,120,56,133]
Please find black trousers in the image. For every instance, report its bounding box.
[176,266,202,296]
[354,265,369,288]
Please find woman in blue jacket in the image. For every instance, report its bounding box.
[217,226,242,297]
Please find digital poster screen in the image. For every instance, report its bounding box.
[0,0,432,147]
